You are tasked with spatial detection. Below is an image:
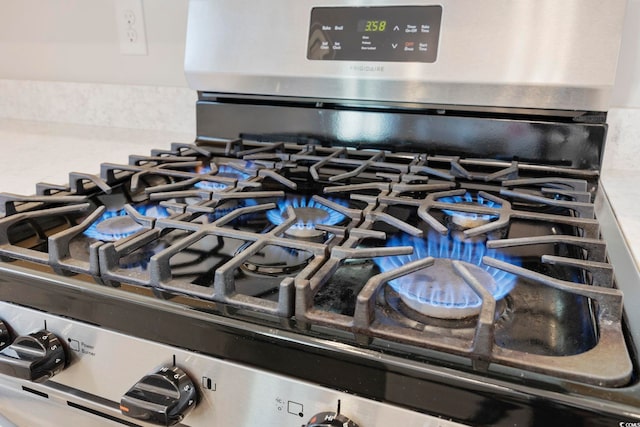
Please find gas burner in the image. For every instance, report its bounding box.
[266,197,347,240]
[97,216,141,238]
[373,233,518,320]
[84,204,169,242]
[396,258,495,319]
[241,244,314,276]
[440,192,500,230]
[195,164,252,190]
[384,285,508,329]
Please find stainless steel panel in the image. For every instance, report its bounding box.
[0,303,467,427]
[0,380,117,427]
[184,0,626,111]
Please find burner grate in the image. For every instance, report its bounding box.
[0,139,632,386]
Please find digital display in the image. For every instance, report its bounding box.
[357,20,388,32]
[308,6,442,63]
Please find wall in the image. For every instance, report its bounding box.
[0,0,188,87]
[604,0,640,170]
[611,0,640,107]
[0,0,195,133]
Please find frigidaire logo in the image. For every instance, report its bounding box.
[349,65,385,72]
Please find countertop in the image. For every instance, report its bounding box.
[1,119,194,195]
[1,118,638,273]
[599,170,640,267]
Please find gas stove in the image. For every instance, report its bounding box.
[0,1,638,426]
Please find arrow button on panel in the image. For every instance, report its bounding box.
[392,43,398,49]
[393,25,400,31]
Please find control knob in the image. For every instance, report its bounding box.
[307,412,360,427]
[0,320,10,350]
[0,329,66,382]
[120,365,197,426]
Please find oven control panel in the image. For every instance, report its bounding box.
[307,6,442,63]
[0,303,466,427]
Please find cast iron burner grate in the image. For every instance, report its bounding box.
[0,139,631,387]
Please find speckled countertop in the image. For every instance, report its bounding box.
[1,118,638,272]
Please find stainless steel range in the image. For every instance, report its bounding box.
[0,1,638,426]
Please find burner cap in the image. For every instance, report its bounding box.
[241,244,314,276]
[266,197,347,240]
[394,258,496,319]
[283,207,330,240]
[448,211,492,229]
[94,215,143,241]
[441,193,499,231]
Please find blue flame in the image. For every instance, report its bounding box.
[195,181,228,191]
[266,197,347,230]
[195,165,252,190]
[83,204,169,241]
[373,233,519,311]
[440,192,500,222]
